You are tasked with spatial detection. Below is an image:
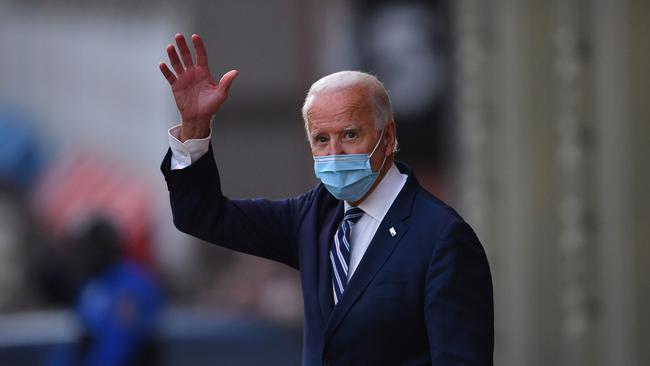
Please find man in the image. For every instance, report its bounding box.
[159,33,493,365]
[44,218,163,366]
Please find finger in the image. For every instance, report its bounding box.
[166,44,184,75]
[175,33,194,67]
[191,34,209,67]
[218,70,240,94]
[159,62,176,85]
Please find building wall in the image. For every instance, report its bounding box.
[453,0,649,365]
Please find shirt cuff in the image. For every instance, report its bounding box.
[168,124,211,170]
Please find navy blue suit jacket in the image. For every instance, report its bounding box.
[161,146,493,365]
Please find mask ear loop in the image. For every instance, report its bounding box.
[368,128,385,158]
[368,128,388,173]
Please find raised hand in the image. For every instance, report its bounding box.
[160,33,238,142]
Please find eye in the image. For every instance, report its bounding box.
[315,136,328,144]
[344,131,357,139]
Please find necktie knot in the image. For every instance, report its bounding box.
[344,207,364,224]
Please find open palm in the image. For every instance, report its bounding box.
[160,34,238,139]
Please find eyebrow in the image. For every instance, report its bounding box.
[309,123,361,138]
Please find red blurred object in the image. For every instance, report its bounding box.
[31,150,153,268]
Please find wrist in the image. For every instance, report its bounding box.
[179,120,211,142]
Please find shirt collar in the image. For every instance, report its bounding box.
[344,163,405,222]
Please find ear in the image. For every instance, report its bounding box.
[383,120,397,157]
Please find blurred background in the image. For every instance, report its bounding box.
[0,0,647,365]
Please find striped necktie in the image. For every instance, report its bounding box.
[330,207,364,305]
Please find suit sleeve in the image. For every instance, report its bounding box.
[160,145,309,269]
[424,219,494,365]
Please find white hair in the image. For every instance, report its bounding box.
[301,71,394,132]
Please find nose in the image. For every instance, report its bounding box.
[327,138,345,156]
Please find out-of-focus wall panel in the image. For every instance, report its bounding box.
[593,1,637,365]
[627,0,650,363]
[454,0,648,365]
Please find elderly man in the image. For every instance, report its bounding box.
[160,34,493,366]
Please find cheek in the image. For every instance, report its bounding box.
[370,141,389,168]
[309,143,328,156]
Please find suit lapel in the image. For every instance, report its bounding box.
[323,164,418,340]
[318,200,344,322]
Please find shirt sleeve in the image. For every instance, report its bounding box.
[168,124,211,170]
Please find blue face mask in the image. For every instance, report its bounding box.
[313,129,387,202]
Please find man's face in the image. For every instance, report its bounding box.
[306,87,394,173]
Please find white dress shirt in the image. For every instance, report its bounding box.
[167,124,408,295]
[168,124,211,170]
[343,164,407,282]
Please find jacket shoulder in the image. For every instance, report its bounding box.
[410,185,477,241]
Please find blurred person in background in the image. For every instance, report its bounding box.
[159,33,493,365]
[43,217,163,366]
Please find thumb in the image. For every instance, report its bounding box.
[218,69,239,95]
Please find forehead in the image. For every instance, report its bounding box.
[306,87,374,132]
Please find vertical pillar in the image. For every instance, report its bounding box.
[592,0,637,365]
